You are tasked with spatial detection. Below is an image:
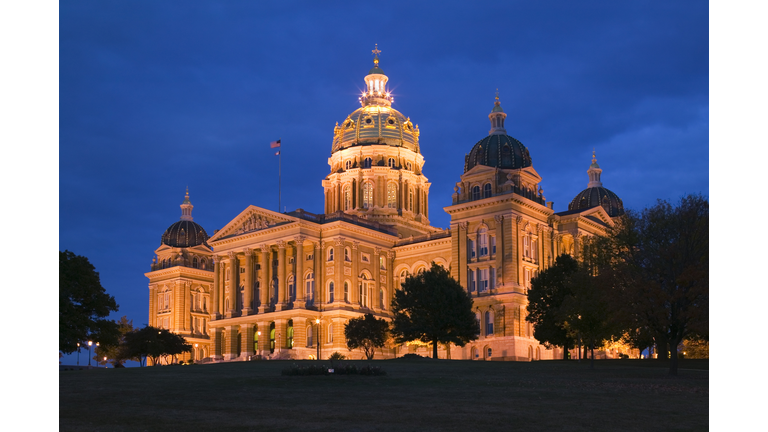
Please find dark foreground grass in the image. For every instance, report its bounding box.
[60,358,708,432]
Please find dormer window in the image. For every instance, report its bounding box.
[388,158,395,168]
[363,158,372,169]
[345,160,352,170]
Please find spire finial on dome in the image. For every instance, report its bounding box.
[587,151,603,187]
[488,90,507,134]
[372,44,381,66]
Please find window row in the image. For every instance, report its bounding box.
[343,158,415,171]
[468,228,496,259]
[326,247,388,270]
[476,310,495,336]
[470,183,493,201]
[341,182,420,211]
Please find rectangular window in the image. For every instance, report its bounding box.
[380,256,386,270]
[255,264,261,270]
[469,239,476,259]
[479,235,488,257]
[491,236,496,255]
[479,268,488,293]
[240,267,245,273]
[361,253,370,263]
[524,236,530,258]
[306,254,313,261]
[468,269,475,292]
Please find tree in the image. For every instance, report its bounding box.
[94,316,134,366]
[526,254,579,359]
[391,263,479,359]
[599,194,708,375]
[344,313,389,360]
[122,326,192,366]
[59,250,120,354]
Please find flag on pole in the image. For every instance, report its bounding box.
[275,150,280,155]
[270,139,281,148]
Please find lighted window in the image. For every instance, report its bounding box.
[387,183,397,208]
[328,281,335,303]
[379,288,385,309]
[344,247,351,262]
[305,272,315,305]
[328,324,333,343]
[380,255,386,270]
[408,188,414,212]
[306,325,313,347]
[327,248,334,262]
[287,320,294,348]
[483,183,492,198]
[288,275,295,301]
[363,182,373,209]
[524,235,530,258]
[344,281,349,301]
[472,186,480,201]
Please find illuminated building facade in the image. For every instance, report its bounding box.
[145,51,625,363]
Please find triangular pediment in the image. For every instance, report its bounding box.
[208,206,297,242]
[462,164,498,178]
[578,206,614,227]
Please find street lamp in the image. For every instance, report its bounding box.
[315,318,321,361]
[87,341,93,367]
[103,356,107,368]
[77,342,81,366]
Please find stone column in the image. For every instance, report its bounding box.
[294,236,306,308]
[494,215,504,288]
[374,247,381,309]
[387,251,395,309]
[458,222,467,289]
[256,322,268,357]
[573,232,582,259]
[227,251,239,317]
[224,325,239,360]
[148,285,156,327]
[516,216,523,285]
[211,257,220,318]
[211,328,223,360]
[219,257,226,316]
[243,248,253,315]
[293,317,307,351]
[335,238,345,302]
[276,240,287,311]
[259,245,271,312]
[184,281,191,331]
[352,241,360,306]
[314,241,322,305]
[274,319,288,353]
[240,323,255,359]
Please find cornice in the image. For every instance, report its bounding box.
[444,193,552,218]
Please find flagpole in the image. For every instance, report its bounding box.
[278,138,281,213]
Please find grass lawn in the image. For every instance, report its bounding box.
[59,358,708,431]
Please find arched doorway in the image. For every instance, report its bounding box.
[269,322,276,353]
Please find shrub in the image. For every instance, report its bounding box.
[400,353,424,360]
[328,352,347,361]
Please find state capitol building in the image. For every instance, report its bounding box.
[145,51,625,363]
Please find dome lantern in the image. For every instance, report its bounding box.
[488,90,507,135]
[587,149,603,188]
[161,189,210,247]
[567,152,625,217]
[360,44,393,108]
[180,187,194,221]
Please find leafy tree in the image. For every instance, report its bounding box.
[94,316,134,366]
[597,194,708,375]
[391,263,479,359]
[344,313,389,360]
[59,250,119,354]
[122,326,191,366]
[526,254,579,359]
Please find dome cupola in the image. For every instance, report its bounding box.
[331,45,420,154]
[568,151,625,217]
[161,189,210,247]
[464,94,532,173]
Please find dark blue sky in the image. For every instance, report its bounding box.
[58,1,708,359]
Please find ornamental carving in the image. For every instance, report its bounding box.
[276,240,287,248]
[352,241,359,250]
[335,237,346,246]
[516,215,523,224]
[242,247,252,256]
[294,235,306,246]
[260,244,270,253]
[228,251,237,260]
[457,222,468,230]
[235,213,273,235]
[494,214,504,223]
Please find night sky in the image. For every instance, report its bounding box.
[54,2,708,364]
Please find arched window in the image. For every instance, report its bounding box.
[483,183,492,198]
[305,272,315,306]
[363,157,372,169]
[408,188,414,212]
[379,288,385,310]
[478,227,489,257]
[306,325,313,347]
[400,269,409,281]
[486,346,493,360]
[485,311,494,336]
[387,183,397,208]
[192,257,199,268]
[328,281,335,303]
[287,320,294,348]
[328,323,333,343]
[406,162,412,171]
[253,330,259,352]
[388,157,395,168]
[479,268,488,292]
[344,247,351,262]
[345,160,352,170]
[343,185,352,210]
[327,247,334,262]
[363,182,373,209]
[344,281,350,302]
[200,258,207,270]
[472,186,481,201]
[269,324,276,353]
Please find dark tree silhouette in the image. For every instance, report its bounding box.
[344,313,389,360]
[391,263,479,359]
[59,250,119,354]
[122,326,192,366]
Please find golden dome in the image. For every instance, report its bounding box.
[332,106,419,154]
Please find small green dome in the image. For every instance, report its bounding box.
[368,66,385,75]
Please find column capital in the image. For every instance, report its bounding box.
[242,247,253,256]
[374,247,381,255]
[457,222,468,230]
[213,255,222,264]
[335,237,346,247]
[260,243,270,252]
[494,214,504,223]
[516,215,523,224]
[227,251,238,260]
[294,235,307,245]
[276,240,287,249]
[352,241,359,250]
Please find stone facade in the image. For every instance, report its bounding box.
[145,53,622,364]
